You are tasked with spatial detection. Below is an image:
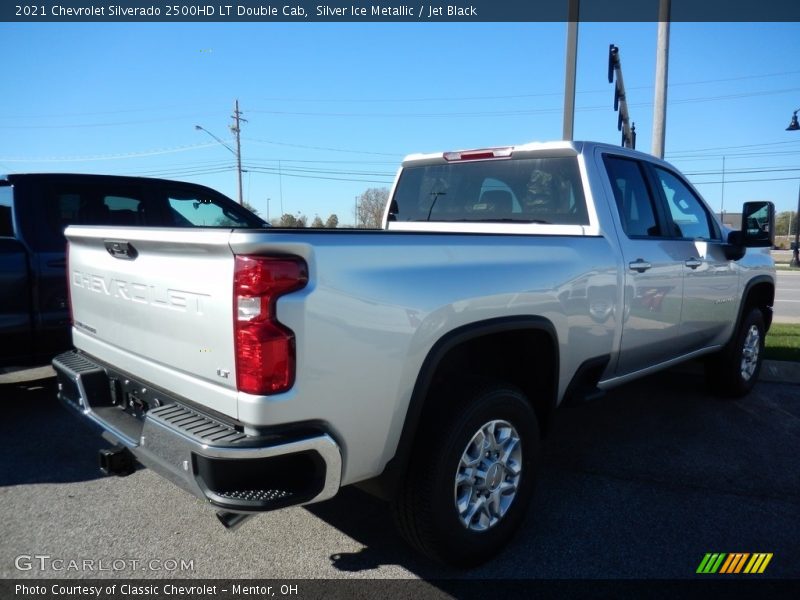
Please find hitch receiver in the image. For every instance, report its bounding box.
[99,445,136,477]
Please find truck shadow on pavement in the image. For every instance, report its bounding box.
[0,376,107,486]
[306,365,800,578]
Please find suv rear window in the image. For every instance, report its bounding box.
[390,156,588,225]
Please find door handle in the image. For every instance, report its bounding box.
[628,259,652,273]
[684,258,703,270]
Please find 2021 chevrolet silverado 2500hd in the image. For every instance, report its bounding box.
[53,142,775,566]
[0,173,265,367]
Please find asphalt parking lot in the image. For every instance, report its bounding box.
[1,362,798,582]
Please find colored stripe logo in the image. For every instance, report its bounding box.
[696,553,773,574]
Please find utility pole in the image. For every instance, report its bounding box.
[231,99,247,205]
[278,160,284,217]
[562,0,580,141]
[652,0,671,159]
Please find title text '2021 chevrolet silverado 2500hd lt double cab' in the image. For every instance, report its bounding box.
[0,173,266,367]
[53,142,775,566]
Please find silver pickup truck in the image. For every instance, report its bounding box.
[54,141,776,566]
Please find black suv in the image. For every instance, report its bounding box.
[0,173,267,366]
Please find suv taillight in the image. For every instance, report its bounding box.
[233,255,308,395]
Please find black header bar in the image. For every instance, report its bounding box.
[3,0,800,23]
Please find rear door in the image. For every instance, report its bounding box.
[602,154,686,375]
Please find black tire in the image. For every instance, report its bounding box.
[391,384,540,567]
[705,307,766,397]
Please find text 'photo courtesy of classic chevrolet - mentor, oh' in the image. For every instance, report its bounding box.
[53,141,776,566]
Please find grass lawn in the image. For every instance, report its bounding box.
[765,323,800,362]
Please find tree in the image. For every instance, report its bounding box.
[272,213,307,228]
[241,201,260,216]
[325,214,339,229]
[776,210,798,237]
[357,187,389,229]
[311,215,325,228]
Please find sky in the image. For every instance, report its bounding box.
[1,21,799,226]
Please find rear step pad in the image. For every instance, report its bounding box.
[148,404,247,446]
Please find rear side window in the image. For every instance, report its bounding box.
[103,195,145,225]
[0,186,13,237]
[390,156,589,225]
[603,156,661,238]
[43,184,149,251]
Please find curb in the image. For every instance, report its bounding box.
[0,365,55,385]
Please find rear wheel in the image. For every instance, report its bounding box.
[392,384,540,567]
[706,307,766,397]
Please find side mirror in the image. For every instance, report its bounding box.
[741,201,775,248]
[723,201,774,260]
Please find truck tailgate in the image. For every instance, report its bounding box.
[66,226,239,418]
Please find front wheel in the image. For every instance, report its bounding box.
[392,384,540,567]
[706,307,766,397]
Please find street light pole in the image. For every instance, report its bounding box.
[195,99,246,205]
[194,124,242,204]
[792,185,800,268]
[786,108,800,267]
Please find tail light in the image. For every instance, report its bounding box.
[233,255,308,395]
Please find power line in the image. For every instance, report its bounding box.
[1,69,798,121]
[244,164,394,177]
[248,69,800,103]
[0,113,220,130]
[246,87,800,119]
[0,141,222,162]
[127,165,235,178]
[692,175,800,185]
[3,83,796,130]
[683,166,800,176]
[245,137,402,157]
[670,149,800,162]
[244,166,392,184]
[667,139,800,156]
